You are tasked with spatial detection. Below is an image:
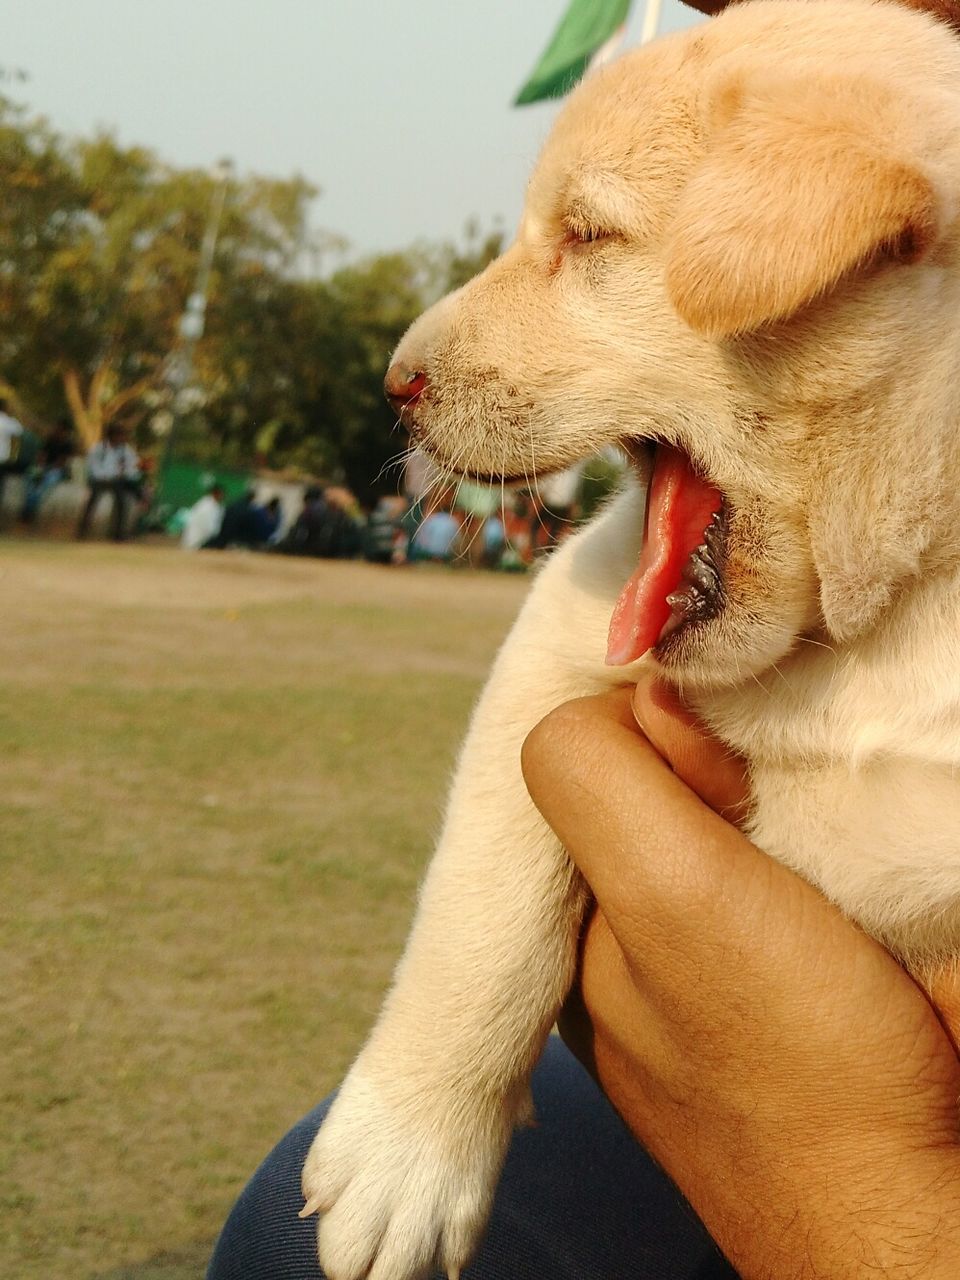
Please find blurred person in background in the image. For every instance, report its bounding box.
[410,495,460,563]
[276,485,329,556]
[76,424,140,542]
[247,494,284,548]
[321,486,364,559]
[19,418,75,525]
[502,492,535,568]
[535,461,584,550]
[365,495,407,564]
[207,487,257,548]
[0,397,26,520]
[453,477,499,568]
[274,485,362,558]
[206,488,280,550]
[181,484,225,550]
[0,397,24,464]
[483,512,506,568]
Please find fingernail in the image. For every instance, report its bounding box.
[631,675,656,735]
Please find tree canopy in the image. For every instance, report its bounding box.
[0,94,503,500]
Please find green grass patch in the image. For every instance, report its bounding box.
[0,542,526,1279]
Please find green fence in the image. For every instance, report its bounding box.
[153,460,253,528]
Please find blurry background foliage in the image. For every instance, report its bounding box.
[0,91,504,499]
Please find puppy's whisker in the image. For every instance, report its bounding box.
[797,635,838,654]
[420,463,452,519]
[374,445,418,488]
[517,428,540,559]
[445,443,474,559]
[523,415,551,551]
[769,662,792,690]
[499,440,508,546]
[459,441,500,564]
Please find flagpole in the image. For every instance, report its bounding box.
[640,0,663,44]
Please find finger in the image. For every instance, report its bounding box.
[523,690,766,924]
[921,961,960,1051]
[559,906,665,1071]
[522,691,844,984]
[557,904,605,1074]
[522,692,956,1109]
[632,674,750,823]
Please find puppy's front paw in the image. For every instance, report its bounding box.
[301,1067,519,1280]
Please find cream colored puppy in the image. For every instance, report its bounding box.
[302,2,960,1276]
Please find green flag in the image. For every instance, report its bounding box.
[514,0,632,106]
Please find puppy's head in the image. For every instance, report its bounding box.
[388,0,960,688]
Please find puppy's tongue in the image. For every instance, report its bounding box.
[606,445,721,666]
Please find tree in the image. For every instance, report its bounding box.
[0,96,316,447]
[55,141,315,448]
[200,228,505,498]
[0,95,86,422]
[0,88,506,498]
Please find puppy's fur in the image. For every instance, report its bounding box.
[303,3,960,1276]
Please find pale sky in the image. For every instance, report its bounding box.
[4,0,705,265]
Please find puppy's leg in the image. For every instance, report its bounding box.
[302,485,644,1280]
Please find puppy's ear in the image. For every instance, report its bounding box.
[665,71,941,338]
[806,449,938,643]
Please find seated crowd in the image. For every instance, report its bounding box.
[179,479,581,569]
[0,402,588,567]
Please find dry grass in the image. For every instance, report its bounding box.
[0,542,528,1280]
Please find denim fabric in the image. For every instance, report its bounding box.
[207,1038,738,1280]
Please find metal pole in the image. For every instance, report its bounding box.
[153,160,232,520]
[640,0,663,44]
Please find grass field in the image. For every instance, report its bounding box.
[0,541,528,1280]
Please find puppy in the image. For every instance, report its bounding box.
[302,2,960,1276]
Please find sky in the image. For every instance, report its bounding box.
[4,0,706,266]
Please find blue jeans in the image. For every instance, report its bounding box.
[21,466,66,520]
[207,1038,737,1279]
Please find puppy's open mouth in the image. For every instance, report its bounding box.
[606,444,727,666]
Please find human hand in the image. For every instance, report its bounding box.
[522,680,960,1280]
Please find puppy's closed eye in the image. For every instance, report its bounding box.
[562,222,615,249]
[549,221,619,275]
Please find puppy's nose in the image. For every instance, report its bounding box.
[384,361,427,416]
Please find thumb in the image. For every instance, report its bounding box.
[521,689,780,957]
[923,962,960,1051]
[632,674,750,824]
